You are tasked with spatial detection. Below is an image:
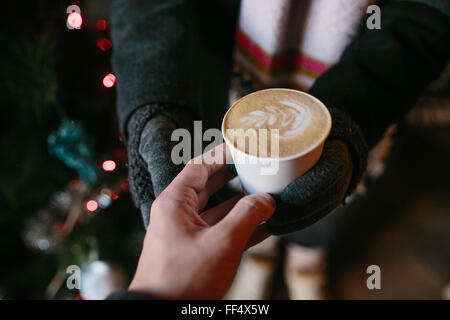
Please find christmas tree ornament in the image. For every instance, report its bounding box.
[48,120,97,185]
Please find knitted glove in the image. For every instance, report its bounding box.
[267,108,369,235]
[127,104,194,228]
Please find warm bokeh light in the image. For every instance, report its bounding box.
[96,37,112,51]
[96,19,107,30]
[100,188,112,196]
[98,194,112,209]
[102,73,116,88]
[67,12,83,29]
[86,200,98,212]
[102,160,116,171]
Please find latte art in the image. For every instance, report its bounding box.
[239,101,312,139]
[223,89,331,158]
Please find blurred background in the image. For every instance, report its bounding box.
[0,0,449,299]
[0,1,144,299]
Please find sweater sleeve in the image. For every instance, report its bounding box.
[110,0,202,139]
[309,0,450,147]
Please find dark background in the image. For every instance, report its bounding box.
[0,0,449,299]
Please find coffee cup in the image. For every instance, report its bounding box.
[221,88,332,195]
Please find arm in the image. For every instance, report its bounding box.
[110,0,202,139]
[110,0,203,226]
[107,144,275,300]
[310,0,450,147]
[270,0,450,234]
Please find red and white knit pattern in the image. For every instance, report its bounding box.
[234,0,373,91]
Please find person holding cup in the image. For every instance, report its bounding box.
[111,0,449,234]
[108,143,277,299]
[109,0,450,298]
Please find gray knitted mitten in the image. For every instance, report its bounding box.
[267,108,369,235]
[127,104,193,228]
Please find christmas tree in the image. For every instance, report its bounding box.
[0,1,144,299]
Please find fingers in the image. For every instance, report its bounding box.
[169,143,232,194]
[200,194,243,226]
[245,223,271,250]
[197,165,237,211]
[213,193,276,247]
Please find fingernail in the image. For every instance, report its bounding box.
[259,193,276,208]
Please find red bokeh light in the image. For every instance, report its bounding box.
[120,181,129,191]
[102,160,116,172]
[96,37,112,51]
[112,194,119,200]
[96,19,107,30]
[102,73,116,88]
[67,12,83,29]
[86,200,98,212]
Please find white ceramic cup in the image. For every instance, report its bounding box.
[222,88,332,195]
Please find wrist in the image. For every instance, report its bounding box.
[129,270,188,300]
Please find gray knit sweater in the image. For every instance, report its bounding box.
[111,0,450,232]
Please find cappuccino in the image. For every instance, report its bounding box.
[223,89,331,158]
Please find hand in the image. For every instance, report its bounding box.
[267,140,353,234]
[267,107,368,235]
[129,143,276,299]
[127,105,194,228]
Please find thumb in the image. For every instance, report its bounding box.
[214,193,276,246]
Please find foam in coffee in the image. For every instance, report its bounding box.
[223,89,331,158]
